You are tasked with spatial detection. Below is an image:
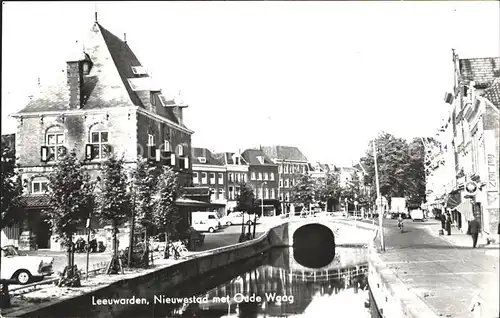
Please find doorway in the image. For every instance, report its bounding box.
[36,216,51,249]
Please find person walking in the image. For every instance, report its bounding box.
[445,213,452,236]
[469,216,481,248]
[440,213,446,230]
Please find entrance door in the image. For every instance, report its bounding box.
[36,217,51,249]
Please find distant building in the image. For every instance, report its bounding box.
[219,151,249,211]
[260,145,309,213]
[241,148,279,216]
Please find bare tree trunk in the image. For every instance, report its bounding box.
[112,219,118,258]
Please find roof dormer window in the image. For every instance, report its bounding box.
[256,156,264,164]
[198,157,206,164]
[131,66,148,76]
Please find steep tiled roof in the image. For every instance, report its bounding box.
[17,23,153,114]
[459,57,500,89]
[261,146,308,162]
[481,77,500,109]
[241,149,275,166]
[191,147,224,165]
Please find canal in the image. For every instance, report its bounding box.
[122,245,379,318]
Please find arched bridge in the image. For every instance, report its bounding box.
[267,215,376,248]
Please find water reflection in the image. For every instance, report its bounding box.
[124,247,369,318]
[293,245,336,268]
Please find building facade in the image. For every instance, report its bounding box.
[429,52,500,239]
[241,149,279,216]
[261,146,309,213]
[9,21,196,250]
[220,151,249,212]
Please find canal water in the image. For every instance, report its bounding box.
[122,245,376,318]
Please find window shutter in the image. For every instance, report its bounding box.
[85,144,93,160]
[170,153,176,167]
[184,157,189,169]
[103,144,112,158]
[155,148,161,162]
[40,146,49,162]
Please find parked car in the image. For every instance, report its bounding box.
[220,211,259,226]
[1,245,54,285]
[192,218,219,233]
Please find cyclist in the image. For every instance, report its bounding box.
[397,214,404,231]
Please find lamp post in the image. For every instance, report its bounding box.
[373,141,385,251]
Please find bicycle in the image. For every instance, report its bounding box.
[398,221,404,233]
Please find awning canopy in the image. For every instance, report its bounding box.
[175,198,225,208]
[446,191,461,210]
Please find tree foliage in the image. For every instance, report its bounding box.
[290,173,316,208]
[359,132,427,208]
[96,155,132,260]
[0,140,23,229]
[131,157,159,232]
[235,182,255,213]
[152,166,183,239]
[45,150,96,248]
[315,172,342,206]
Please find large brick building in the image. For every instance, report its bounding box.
[241,149,279,216]
[261,145,309,213]
[8,21,201,250]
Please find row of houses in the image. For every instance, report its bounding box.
[425,51,500,239]
[1,19,360,250]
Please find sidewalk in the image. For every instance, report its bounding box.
[425,221,500,251]
[373,223,500,318]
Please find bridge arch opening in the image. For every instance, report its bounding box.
[293,223,335,268]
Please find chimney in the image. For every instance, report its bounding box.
[124,33,127,43]
[173,106,184,125]
[66,41,84,109]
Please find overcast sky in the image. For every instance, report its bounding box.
[2,1,499,166]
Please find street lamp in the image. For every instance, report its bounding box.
[255,181,267,238]
[373,141,385,251]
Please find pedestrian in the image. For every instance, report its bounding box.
[440,213,446,230]
[445,213,452,236]
[468,216,481,248]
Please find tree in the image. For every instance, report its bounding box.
[359,132,427,209]
[290,173,316,209]
[45,149,96,287]
[315,172,342,211]
[97,155,132,274]
[152,166,183,248]
[1,138,23,308]
[406,138,426,206]
[235,182,256,213]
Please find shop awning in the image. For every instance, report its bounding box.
[175,198,225,208]
[445,191,461,210]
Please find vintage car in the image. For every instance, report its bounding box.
[220,211,259,226]
[1,245,54,285]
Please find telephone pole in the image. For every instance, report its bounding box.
[373,141,385,251]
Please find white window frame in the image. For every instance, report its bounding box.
[210,188,216,201]
[228,173,233,182]
[285,192,289,202]
[176,144,184,156]
[285,179,289,188]
[264,188,269,199]
[218,188,224,199]
[193,172,199,184]
[148,134,155,146]
[46,128,66,162]
[279,165,283,173]
[279,180,283,187]
[270,189,275,199]
[209,173,216,184]
[270,173,275,181]
[164,140,171,152]
[218,173,224,184]
[31,179,49,194]
[279,193,283,201]
[201,172,207,184]
[89,129,110,160]
[251,172,256,180]
[258,172,262,180]
[264,173,268,180]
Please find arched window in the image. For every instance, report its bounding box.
[31,176,49,195]
[89,123,111,159]
[176,144,184,156]
[164,140,171,152]
[46,126,66,162]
